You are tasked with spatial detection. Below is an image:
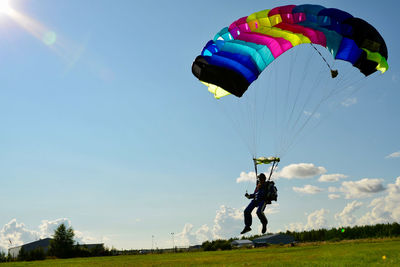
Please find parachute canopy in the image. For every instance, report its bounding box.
[192,4,388,98]
[254,157,280,165]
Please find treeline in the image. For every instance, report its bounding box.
[1,243,116,263]
[0,251,8,262]
[202,239,234,251]
[284,222,400,243]
[14,244,115,262]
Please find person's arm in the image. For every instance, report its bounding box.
[245,190,255,199]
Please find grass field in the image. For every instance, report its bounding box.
[2,238,399,266]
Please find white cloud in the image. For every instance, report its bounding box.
[285,222,305,232]
[212,205,243,240]
[176,203,280,246]
[340,178,386,199]
[0,218,98,253]
[194,224,212,244]
[293,185,323,194]
[175,205,243,246]
[357,198,391,226]
[335,201,363,226]
[74,230,101,245]
[328,194,341,199]
[285,209,330,231]
[175,223,212,247]
[0,219,39,252]
[276,163,326,179]
[385,177,400,220]
[236,171,257,183]
[38,218,72,238]
[341,97,357,107]
[385,151,400,159]
[319,174,348,182]
[305,209,330,230]
[175,223,193,247]
[265,203,280,215]
[357,177,400,225]
[328,186,339,193]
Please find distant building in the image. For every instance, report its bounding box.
[231,239,254,248]
[8,238,104,258]
[188,244,202,251]
[252,234,295,247]
[77,243,105,250]
[8,238,52,258]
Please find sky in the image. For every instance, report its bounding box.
[0,0,399,251]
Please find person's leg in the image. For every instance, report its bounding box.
[241,201,256,234]
[244,200,257,227]
[256,201,268,233]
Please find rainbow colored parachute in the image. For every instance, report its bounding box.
[192,4,388,98]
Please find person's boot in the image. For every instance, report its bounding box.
[262,223,267,234]
[240,226,251,234]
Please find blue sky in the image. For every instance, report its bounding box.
[0,0,399,251]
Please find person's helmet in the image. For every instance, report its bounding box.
[258,173,266,181]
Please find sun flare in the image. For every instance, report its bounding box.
[0,0,12,14]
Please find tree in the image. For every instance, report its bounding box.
[49,224,75,258]
[0,251,7,262]
[201,239,232,251]
[27,247,45,261]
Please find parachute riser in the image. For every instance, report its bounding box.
[268,161,278,181]
[253,158,258,178]
[310,43,338,78]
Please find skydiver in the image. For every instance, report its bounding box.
[240,173,269,235]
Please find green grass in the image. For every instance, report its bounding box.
[2,238,399,266]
